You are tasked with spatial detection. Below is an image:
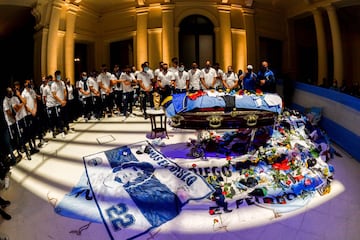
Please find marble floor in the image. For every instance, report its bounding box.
[0,112,359,240]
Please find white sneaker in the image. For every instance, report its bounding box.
[121,116,127,122]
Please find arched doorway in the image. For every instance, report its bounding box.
[0,6,34,90]
[110,39,134,71]
[179,15,215,68]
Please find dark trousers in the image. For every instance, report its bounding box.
[8,124,20,151]
[123,92,134,116]
[114,90,123,112]
[47,105,64,133]
[140,91,154,115]
[16,118,33,152]
[38,102,50,136]
[159,86,172,103]
[1,126,15,157]
[101,93,114,115]
[92,96,102,119]
[82,97,93,120]
[66,99,77,123]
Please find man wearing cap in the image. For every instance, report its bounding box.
[240,64,257,91]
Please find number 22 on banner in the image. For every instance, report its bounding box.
[106,203,135,231]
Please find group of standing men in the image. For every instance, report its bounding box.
[77,58,275,122]
[0,58,275,222]
[1,58,275,165]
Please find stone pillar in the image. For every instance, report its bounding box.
[326,5,343,86]
[284,19,297,80]
[214,27,221,65]
[65,4,79,84]
[161,4,175,64]
[174,27,180,61]
[33,28,48,84]
[136,7,149,69]
[231,29,246,73]
[132,33,138,68]
[218,5,232,69]
[47,0,63,75]
[313,8,328,85]
[148,28,162,69]
[242,8,256,66]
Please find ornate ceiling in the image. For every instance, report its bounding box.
[0,0,358,38]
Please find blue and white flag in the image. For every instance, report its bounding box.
[82,141,214,240]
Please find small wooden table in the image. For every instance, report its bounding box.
[147,108,169,139]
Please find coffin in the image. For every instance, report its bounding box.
[169,108,276,130]
[163,91,281,130]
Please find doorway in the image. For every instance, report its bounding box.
[179,15,215,68]
[110,39,134,71]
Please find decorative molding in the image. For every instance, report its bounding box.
[66,3,79,15]
[65,0,81,5]
[52,0,65,9]
[161,4,175,12]
[241,8,255,15]
[137,0,146,7]
[136,6,149,15]
[217,5,231,13]
[231,28,246,34]
[244,0,254,8]
[148,28,162,34]
[57,30,66,37]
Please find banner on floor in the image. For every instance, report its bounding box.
[81,141,213,240]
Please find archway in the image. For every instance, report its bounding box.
[0,5,34,91]
[178,15,215,68]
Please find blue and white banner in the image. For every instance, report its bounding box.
[82,141,214,240]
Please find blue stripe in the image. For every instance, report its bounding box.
[82,157,114,240]
[295,82,360,112]
[292,103,360,162]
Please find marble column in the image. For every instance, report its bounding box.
[313,8,328,85]
[148,28,162,69]
[33,28,48,84]
[65,4,79,84]
[161,4,175,65]
[218,5,232,69]
[174,27,180,60]
[231,29,246,73]
[242,8,256,66]
[326,5,343,86]
[47,0,63,75]
[214,27,220,65]
[136,7,149,69]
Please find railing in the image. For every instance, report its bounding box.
[290,82,360,162]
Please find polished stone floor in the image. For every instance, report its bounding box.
[0,112,359,240]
